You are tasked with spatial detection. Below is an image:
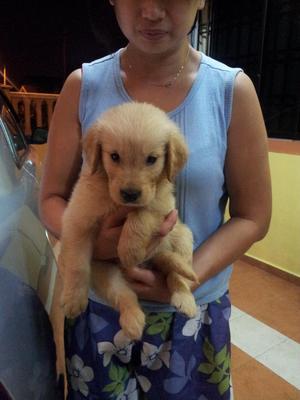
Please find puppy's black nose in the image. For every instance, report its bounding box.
[120,188,141,203]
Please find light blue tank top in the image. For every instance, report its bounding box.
[80,49,242,310]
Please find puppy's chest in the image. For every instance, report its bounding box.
[151,183,176,213]
[79,174,120,217]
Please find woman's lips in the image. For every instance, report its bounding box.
[139,29,168,41]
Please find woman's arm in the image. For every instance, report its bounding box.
[127,72,272,300]
[192,72,272,285]
[39,69,83,238]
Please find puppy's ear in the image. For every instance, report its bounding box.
[82,126,103,175]
[165,130,188,181]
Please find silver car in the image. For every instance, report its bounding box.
[0,89,62,399]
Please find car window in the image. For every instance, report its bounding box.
[0,96,28,169]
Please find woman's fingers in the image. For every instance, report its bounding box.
[124,266,171,303]
[101,206,132,229]
[125,266,159,286]
[145,209,178,256]
[93,207,131,260]
[159,209,178,236]
[94,208,177,261]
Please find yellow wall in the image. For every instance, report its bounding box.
[247,152,300,278]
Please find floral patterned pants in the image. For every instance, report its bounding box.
[65,292,232,400]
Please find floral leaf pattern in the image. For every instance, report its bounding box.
[141,341,171,370]
[116,378,138,400]
[75,317,89,351]
[163,351,196,394]
[145,312,173,340]
[65,293,232,398]
[89,312,109,334]
[182,304,212,341]
[222,307,231,321]
[103,362,130,397]
[66,355,94,397]
[136,374,151,393]
[97,330,133,367]
[198,338,231,396]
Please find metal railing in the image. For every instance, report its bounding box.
[1,87,58,136]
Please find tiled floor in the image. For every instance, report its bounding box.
[230,259,300,400]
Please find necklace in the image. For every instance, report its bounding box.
[126,46,190,89]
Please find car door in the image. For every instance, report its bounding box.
[0,91,62,399]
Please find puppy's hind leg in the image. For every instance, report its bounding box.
[166,272,197,318]
[91,263,145,340]
[152,251,198,282]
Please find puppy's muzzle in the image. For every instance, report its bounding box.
[120,188,141,203]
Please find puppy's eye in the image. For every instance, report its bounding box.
[146,155,157,165]
[110,153,120,162]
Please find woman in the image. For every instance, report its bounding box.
[40,1,272,398]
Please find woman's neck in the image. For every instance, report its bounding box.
[119,43,201,112]
[121,41,192,85]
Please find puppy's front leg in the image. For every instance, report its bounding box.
[118,211,160,268]
[60,202,99,318]
[91,262,146,340]
[167,272,197,318]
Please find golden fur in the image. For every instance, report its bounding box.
[59,102,197,340]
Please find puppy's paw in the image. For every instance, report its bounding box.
[171,291,197,318]
[61,285,89,319]
[119,307,145,341]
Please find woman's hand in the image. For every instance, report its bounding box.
[146,209,178,255]
[124,266,171,303]
[123,209,178,303]
[93,209,178,261]
[93,207,131,260]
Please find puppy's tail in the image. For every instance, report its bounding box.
[151,251,198,282]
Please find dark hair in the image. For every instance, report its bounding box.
[87,0,127,54]
[189,10,200,34]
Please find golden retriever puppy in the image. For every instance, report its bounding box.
[59,102,198,340]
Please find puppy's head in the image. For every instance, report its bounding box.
[82,102,188,206]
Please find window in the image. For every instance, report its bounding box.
[196,0,300,140]
[0,94,28,168]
